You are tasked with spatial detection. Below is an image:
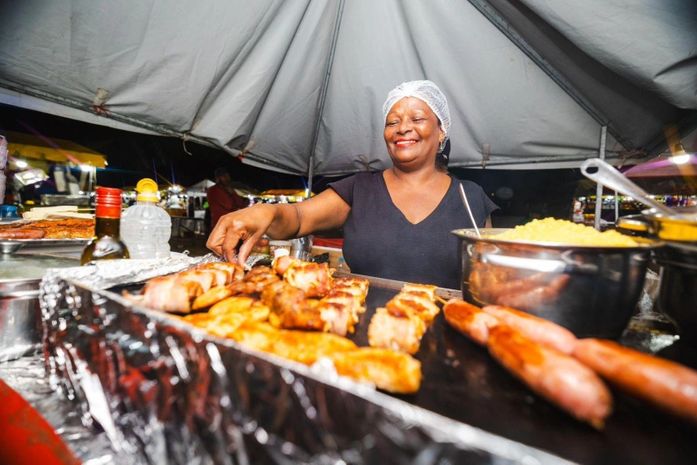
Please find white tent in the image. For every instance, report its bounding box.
[186,179,215,194]
[0,0,695,183]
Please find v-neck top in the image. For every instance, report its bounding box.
[329,171,498,289]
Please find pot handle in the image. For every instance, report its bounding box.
[481,252,598,274]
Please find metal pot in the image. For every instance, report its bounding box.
[617,208,697,342]
[452,228,657,338]
[0,253,79,361]
[617,206,697,242]
[654,242,697,342]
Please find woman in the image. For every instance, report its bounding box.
[207,80,497,288]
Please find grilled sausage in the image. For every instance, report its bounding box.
[489,326,612,429]
[443,299,499,346]
[482,304,577,354]
[0,228,45,239]
[574,338,697,423]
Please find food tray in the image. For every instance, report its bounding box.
[40,271,697,465]
[0,239,89,255]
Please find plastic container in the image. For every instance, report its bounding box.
[121,178,171,259]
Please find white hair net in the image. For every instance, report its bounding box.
[382,80,451,139]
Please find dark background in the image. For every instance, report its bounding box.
[0,103,586,227]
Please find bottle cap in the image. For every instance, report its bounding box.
[136,178,160,202]
[95,187,122,218]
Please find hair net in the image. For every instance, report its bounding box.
[382,80,451,139]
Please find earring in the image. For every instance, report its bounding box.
[438,139,446,152]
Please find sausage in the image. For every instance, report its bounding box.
[574,338,697,423]
[443,299,499,346]
[0,228,46,239]
[482,304,577,354]
[489,326,612,429]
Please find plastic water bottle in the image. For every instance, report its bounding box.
[121,178,171,259]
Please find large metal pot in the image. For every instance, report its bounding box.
[617,207,697,342]
[452,228,657,338]
[654,242,697,342]
[0,253,79,361]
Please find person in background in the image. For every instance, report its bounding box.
[206,167,248,228]
[207,80,496,288]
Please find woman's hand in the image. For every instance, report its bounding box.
[206,189,351,265]
[206,204,277,264]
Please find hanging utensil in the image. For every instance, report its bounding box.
[580,158,685,219]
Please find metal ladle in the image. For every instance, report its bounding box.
[580,158,685,219]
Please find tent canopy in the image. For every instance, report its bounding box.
[0,0,695,176]
[4,130,107,168]
[186,179,215,193]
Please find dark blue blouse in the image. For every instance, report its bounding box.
[329,172,497,289]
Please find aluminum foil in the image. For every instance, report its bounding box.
[0,353,124,465]
[39,274,572,464]
[42,252,208,290]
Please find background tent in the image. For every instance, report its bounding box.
[0,0,695,182]
[4,130,107,168]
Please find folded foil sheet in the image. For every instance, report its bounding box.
[39,274,572,465]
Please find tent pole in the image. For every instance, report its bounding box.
[594,126,607,230]
[305,0,346,197]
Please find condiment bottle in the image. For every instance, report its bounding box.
[120,178,171,259]
[81,187,130,264]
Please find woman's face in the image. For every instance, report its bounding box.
[384,97,444,169]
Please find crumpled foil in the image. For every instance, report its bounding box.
[39,273,571,464]
[0,354,125,465]
[42,252,211,290]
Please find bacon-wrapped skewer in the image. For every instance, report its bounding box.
[368,307,426,354]
[261,281,358,336]
[228,266,280,296]
[332,277,370,304]
[139,275,203,313]
[261,281,326,332]
[260,266,369,336]
[367,282,441,354]
[273,256,333,298]
[129,262,244,314]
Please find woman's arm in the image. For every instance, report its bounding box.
[207,188,350,264]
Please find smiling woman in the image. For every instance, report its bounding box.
[207,80,497,288]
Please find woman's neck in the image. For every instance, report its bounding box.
[386,165,447,186]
